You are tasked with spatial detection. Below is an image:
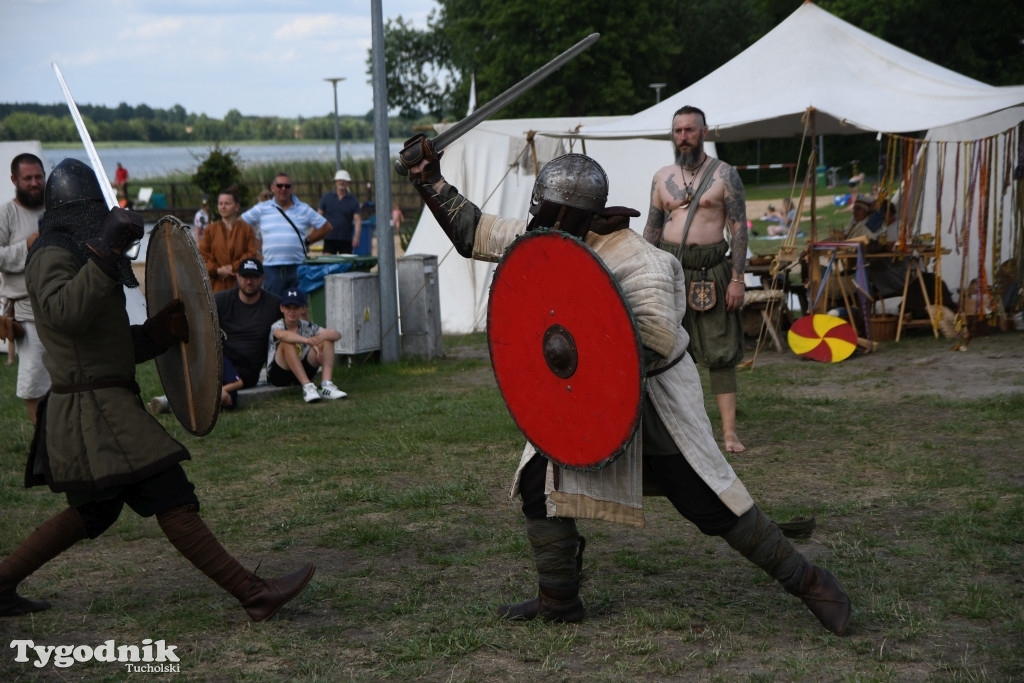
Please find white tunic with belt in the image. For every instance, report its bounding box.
[472,214,754,528]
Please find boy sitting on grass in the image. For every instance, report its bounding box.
[266,288,347,403]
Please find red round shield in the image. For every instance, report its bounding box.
[487,230,644,471]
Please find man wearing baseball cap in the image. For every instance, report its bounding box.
[215,257,282,389]
[266,287,346,403]
[318,170,361,255]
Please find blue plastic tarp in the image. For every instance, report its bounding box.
[298,257,376,294]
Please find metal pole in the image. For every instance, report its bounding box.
[324,77,345,171]
[649,82,666,104]
[371,0,399,363]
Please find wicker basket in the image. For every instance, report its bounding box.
[868,314,899,341]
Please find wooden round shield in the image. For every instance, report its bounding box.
[145,216,222,436]
[487,230,644,471]
[787,314,858,363]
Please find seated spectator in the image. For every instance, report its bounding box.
[200,189,259,293]
[215,258,281,388]
[267,288,346,403]
[767,197,796,237]
[844,197,882,241]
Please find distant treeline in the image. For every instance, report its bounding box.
[0,102,435,143]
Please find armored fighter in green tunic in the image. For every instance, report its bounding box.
[0,159,314,621]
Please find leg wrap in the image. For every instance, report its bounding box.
[156,504,249,595]
[720,505,806,592]
[498,516,585,623]
[0,507,88,616]
[155,504,315,622]
[721,505,851,634]
[525,517,581,590]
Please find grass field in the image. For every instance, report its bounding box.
[1,331,1022,681]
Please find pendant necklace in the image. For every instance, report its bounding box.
[680,155,707,209]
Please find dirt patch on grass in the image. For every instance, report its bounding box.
[746,330,1024,401]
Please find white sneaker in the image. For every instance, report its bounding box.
[302,382,321,403]
[148,395,170,414]
[318,380,347,400]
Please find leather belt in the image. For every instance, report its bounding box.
[50,379,140,395]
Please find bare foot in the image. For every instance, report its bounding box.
[725,432,746,453]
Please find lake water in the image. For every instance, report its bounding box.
[43,140,404,181]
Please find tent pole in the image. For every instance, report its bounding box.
[807,108,826,313]
[810,108,818,243]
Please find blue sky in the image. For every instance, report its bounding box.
[0,0,439,119]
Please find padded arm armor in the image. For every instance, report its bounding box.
[414,182,482,259]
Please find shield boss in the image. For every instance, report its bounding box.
[145,216,222,436]
[487,230,644,471]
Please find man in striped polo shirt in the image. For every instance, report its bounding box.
[242,172,332,298]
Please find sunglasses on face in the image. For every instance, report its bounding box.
[275,183,292,189]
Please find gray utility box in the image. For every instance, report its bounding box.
[325,272,381,355]
[398,254,443,360]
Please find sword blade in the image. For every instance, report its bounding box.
[432,32,599,153]
[52,62,118,210]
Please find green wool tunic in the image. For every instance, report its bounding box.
[26,245,188,493]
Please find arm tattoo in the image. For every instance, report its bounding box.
[722,166,748,275]
[643,178,665,244]
[643,205,666,244]
[731,226,748,276]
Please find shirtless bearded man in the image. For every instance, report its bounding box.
[644,105,747,453]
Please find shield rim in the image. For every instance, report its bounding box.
[487,229,645,472]
[145,216,222,436]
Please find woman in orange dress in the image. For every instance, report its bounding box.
[199,189,259,292]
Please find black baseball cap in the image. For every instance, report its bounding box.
[238,258,264,276]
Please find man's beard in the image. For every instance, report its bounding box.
[673,137,705,169]
[16,185,44,209]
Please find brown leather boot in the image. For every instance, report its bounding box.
[723,505,852,634]
[0,507,88,617]
[497,583,585,623]
[157,505,314,621]
[791,565,851,636]
[231,564,317,622]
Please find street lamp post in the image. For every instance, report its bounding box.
[649,82,667,104]
[324,77,345,171]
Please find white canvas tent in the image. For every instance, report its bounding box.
[548,1,1024,317]
[563,2,1024,143]
[405,117,672,333]
[406,2,1024,333]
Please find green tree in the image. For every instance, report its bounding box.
[379,0,1022,119]
[818,0,1024,86]
[375,15,457,118]
[378,0,762,118]
[192,145,247,215]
